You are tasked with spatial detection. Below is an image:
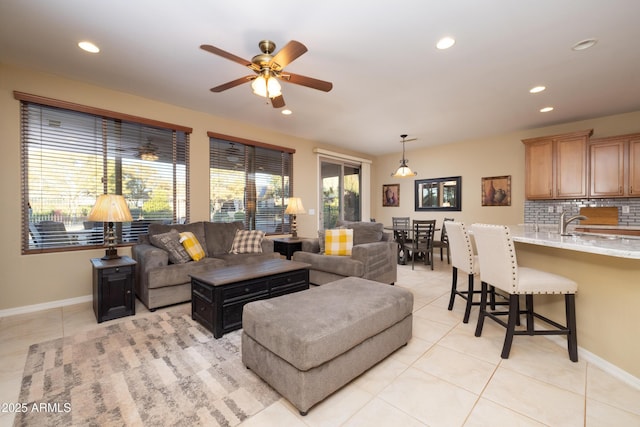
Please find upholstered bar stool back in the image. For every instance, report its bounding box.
[470,224,578,362]
[446,222,479,323]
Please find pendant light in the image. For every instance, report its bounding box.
[391,134,417,177]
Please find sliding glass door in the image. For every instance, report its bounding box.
[320,159,361,229]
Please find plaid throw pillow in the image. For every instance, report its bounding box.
[179,231,205,261]
[230,230,265,254]
[325,228,353,256]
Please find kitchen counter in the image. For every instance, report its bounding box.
[507,224,640,381]
[509,225,640,259]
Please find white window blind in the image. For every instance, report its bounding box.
[18,92,191,253]
[209,133,293,234]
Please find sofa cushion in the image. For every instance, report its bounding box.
[325,229,353,256]
[179,231,205,261]
[149,229,192,264]
[147,257,225,289]
[336,220,384,245]
[231,229,265,254]
[215,251,280,266]
[148,222,208,257]
[203,221,244,255]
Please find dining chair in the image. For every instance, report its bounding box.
[471,223,578,361]
[391,216,411,264]
[432,217,453,264]
[402,219,436,270]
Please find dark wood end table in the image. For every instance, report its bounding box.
[272,237,305,260]
[91,256,136,323]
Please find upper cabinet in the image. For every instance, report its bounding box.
[589,133,640,197]
[522,130,592,199]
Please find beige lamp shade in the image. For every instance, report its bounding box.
[284,197,306,215]
[88,195,133,223]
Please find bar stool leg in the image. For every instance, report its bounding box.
[501,294,520,359]
[448,267,458,311]
[463,274,474,323]
[566,294,578,362]
[474,281,488,337]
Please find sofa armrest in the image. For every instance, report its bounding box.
[300,238,320,253]
[261,237,274,253]
[351,241,397,284]
[132,243,169,298]
[292,251,364,277]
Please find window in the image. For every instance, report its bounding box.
[17,92,191,254]
[209,132,294,234]
[320,158,361,229]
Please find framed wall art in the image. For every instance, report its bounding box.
[482,175,511,206]
[382,184,400,207]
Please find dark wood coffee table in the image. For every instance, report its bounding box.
[190,259,310,338]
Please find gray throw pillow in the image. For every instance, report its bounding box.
[150,229,192,264]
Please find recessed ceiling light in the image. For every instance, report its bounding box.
[540,107,554,113]
[436,37,455,50]
[281,109,292,116]
[571,39,597,51]
[529,86,546,94]
[78,41,100,53]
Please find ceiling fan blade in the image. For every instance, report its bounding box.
[210,76,254,92]
[281,72,333,92]
[200,44,258,70]
[270,40,307,71]
[271,95,285,109]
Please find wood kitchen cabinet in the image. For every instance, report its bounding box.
[523,129,592,199]
[589,133,640,197]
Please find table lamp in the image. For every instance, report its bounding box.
[88,194,133,260]
[284,197,306,238]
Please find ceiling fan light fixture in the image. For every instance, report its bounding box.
[251,70,281,98]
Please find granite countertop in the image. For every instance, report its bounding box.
[509,225,640,259]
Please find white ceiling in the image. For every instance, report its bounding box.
[2,0,640,155]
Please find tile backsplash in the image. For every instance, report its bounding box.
[524,198,640,226]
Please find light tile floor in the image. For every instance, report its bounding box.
[2,261,640,426]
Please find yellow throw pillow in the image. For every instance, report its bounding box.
[324,228,353,256]
[179,231,205,261]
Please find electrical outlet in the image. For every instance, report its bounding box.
[548,206,554,213]
[308,208,315,215]
[622,205,630,214]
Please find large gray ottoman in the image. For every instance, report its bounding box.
[241,276,413,415]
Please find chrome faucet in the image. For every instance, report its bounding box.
[558,211,588,235]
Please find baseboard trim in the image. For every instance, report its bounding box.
[0,295,92,318]
[545,335,640,390]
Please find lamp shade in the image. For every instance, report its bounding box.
[88,195,133,222]
[284,197,306,215]
[392,162,417,177]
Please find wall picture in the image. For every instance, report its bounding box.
[482,175,511,206]
[382,184,400,207]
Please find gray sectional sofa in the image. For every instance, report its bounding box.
[132,221,279,310]
[292,220,397,285]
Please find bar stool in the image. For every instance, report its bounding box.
[471,224,578,361]
[446,222,501,323]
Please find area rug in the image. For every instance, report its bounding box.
[14,308,280,426]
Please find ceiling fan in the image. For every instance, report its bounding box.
[200,40,333,108]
